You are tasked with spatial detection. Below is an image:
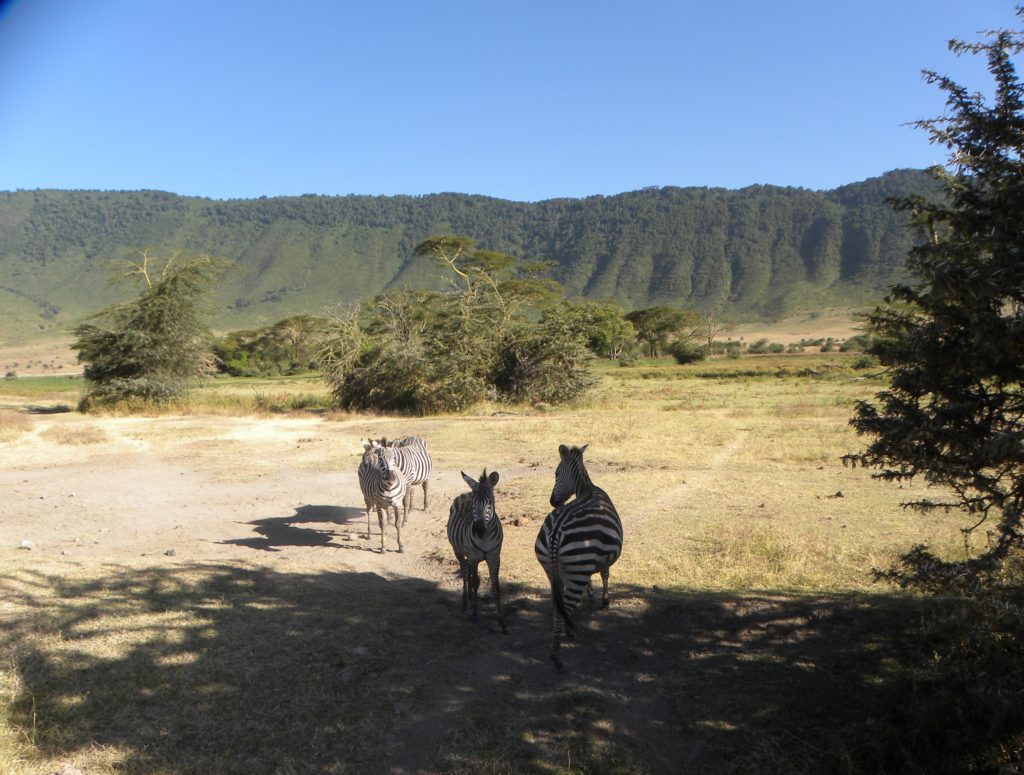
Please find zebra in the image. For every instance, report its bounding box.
[534,443,623,669]
[358,438,409,553]
[446,470,507,633]
[378,435,432,516]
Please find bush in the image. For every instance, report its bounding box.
[495,323,597,405]
[851,354,880,370]
[839,334,873,352]
[748,338,785,355]
[667,340,707,365]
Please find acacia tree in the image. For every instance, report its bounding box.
[541,301,636,359]
[72,250,230,408]
[625,306,701,357]
[845,15,1024,592]
[319,236,594,413]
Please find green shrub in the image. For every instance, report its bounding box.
[667,340,707,365]
[851,354,880,370]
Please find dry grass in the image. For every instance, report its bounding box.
[36,425,107,446]
[0,352,1016,773]
[0,409,32,442]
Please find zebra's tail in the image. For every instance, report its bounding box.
[550,534,578,636]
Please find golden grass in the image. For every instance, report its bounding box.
[36,425,107,445]
[0,409,32,442]
[0,352,999,773]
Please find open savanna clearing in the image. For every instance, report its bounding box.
[0,357,985,773]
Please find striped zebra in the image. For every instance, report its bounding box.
[378,436,432,516]
[534,444,623,669]
[358,438,410,553]
[446,470,507,633]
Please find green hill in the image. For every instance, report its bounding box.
[0,168,935,342]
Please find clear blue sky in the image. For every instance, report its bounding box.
[0,0,1017,202]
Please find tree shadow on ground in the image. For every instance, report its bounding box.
[221,504,372,552]
[1,565,1020,774]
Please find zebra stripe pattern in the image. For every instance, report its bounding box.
[534,443,623,669]
[379,436,433,514]
[446,470,507,633]
[358,438,409,553]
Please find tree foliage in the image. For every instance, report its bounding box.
[541,301,637,359]
[214,315,328,376]
[0,170,937,340]
[845,15,1024,592]
[317,237,594,414]
[71,250,230,408]
[624,306,701,357]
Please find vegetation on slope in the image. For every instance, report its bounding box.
[0,169,936,341]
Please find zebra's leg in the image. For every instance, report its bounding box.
[551,604,564,670]
[459,560,469,611]
[402,490,412,527]
[422,480,429,510]
[392,504,404,553]
[487,555,507,633]
[469,564,481,621]
[376,506,386,553]
[600,568,610,609]
[364,501,372,537]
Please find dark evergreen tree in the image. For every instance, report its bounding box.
[72,250,230,408]
[845,14,1024,591]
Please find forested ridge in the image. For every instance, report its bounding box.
[0,168,934,338]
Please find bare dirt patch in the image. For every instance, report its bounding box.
[0,391,975,773]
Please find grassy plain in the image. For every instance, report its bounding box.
[0,354,1018,773]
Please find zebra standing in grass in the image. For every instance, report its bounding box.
[447,470,507,633]
[358,438,409,553]
[379,436,432,518]
[535,444,623,669]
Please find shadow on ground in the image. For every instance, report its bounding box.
[1,564,1020,774]
[221,504,369,552]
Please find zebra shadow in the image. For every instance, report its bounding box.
[222,504,369,552]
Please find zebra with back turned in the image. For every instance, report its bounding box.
[446,470,507,633]
[379,436,432,517]
[358,438,409,553]
[534,443,623,669]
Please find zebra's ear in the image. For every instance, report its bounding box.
[361,438,372,451]
[558,444,570,459]
[579,443,589,456]
[461,471,477,490]
[487,470,500,486]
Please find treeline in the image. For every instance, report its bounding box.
[0,169,936,337]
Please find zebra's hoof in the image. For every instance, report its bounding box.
[397,546,404,553]
[601,600,610,610]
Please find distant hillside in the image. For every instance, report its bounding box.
[0,169,936,342]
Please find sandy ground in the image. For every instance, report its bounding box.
[0,410,469,577]
[0,407,696,772]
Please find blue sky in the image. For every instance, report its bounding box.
[0,0,1017,202]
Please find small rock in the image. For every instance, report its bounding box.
[52,766,84,775]
[164,549,176,557]
[19,540,35,550]
[61,549,72,556]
